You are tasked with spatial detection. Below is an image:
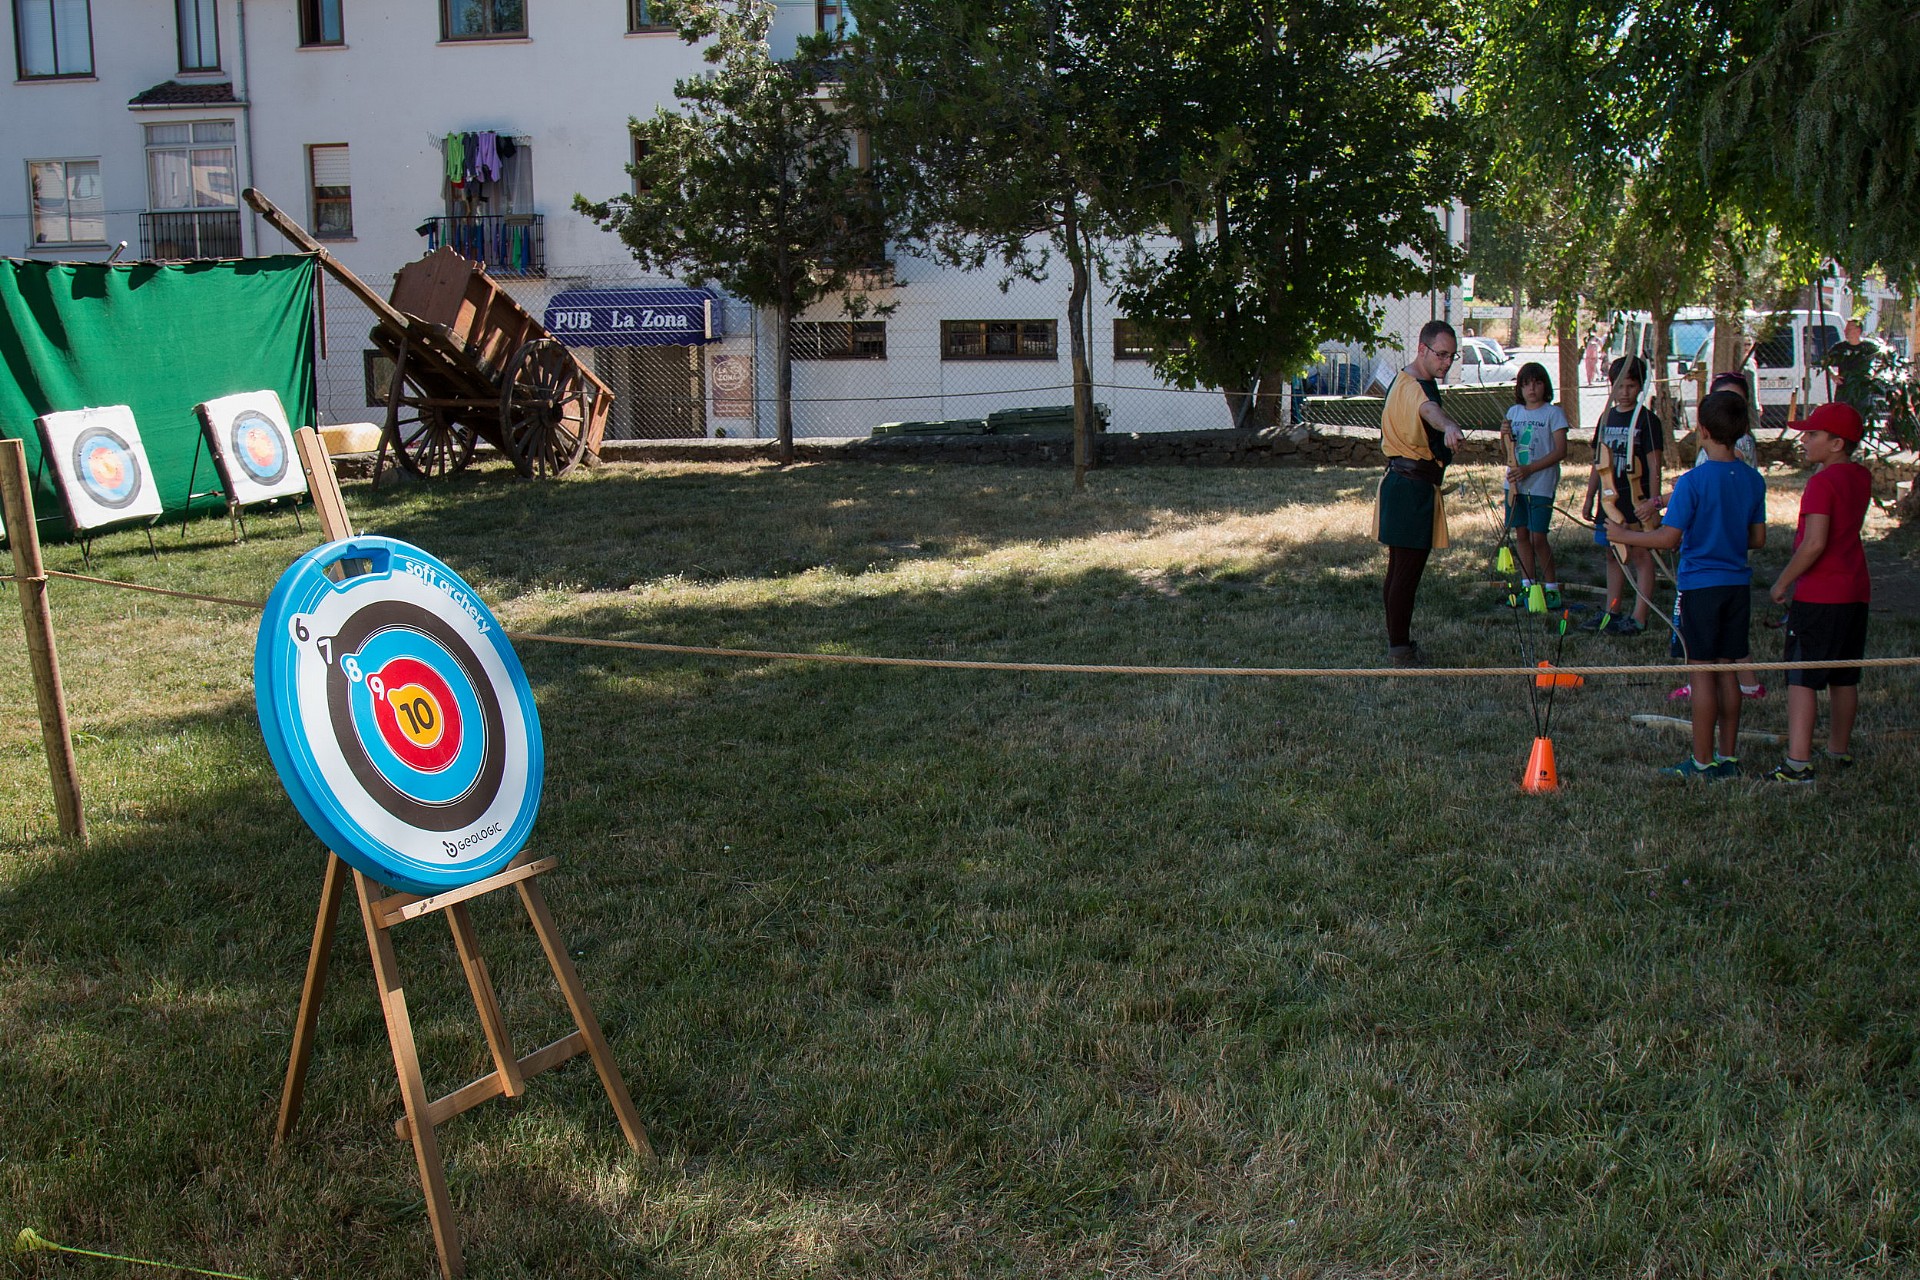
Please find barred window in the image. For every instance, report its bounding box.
[942,319,1056,360]
[793,321,885,360]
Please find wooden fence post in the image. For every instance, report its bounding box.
[0,437,87,842]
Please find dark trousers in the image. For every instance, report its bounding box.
[1383,545,1431,648]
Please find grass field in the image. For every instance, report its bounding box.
[3,459,1918,1279]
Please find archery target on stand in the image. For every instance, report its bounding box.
[254,537,544,894]
[195,390,308,506]
[36,405,164,531]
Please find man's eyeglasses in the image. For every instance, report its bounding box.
[1422,343,1457,362]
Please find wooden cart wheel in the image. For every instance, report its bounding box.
[500,338,590,478]
[391,404,477,478]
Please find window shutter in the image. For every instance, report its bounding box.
[311,145,351,187]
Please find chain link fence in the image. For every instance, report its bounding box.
[307,254,1458,443]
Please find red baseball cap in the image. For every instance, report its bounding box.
[1794,401,1864,443]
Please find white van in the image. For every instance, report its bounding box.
[1609,308,1856,428]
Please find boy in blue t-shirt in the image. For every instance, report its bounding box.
[1606,389,1767,779]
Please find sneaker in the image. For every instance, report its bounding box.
[1579,610,1611,632]
[1710,755,1741,779]
[1659,756,1718,780]
[1543,587,1563,610]
[1740,683,1767,700]
[1667,683,1692,702]
[1389,643,1422,669]
[1820,749,1855,770]
[1765,761,1815,784]
[1605,615,1644,636]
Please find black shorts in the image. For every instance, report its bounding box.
[1676,583,1750,662]
[1784,600,1869,689]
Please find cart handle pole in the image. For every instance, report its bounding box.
[244,188,413,334]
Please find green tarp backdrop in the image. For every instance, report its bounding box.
[0,254,316,540]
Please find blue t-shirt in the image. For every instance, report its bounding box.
[1664,460,1767,590]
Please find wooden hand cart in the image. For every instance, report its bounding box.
[244,188,612,480]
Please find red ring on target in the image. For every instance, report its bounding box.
[368,656,463,773]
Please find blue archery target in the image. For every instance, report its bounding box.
[254,537,543,894]
[36,405,164,531]
[196,390,307,505]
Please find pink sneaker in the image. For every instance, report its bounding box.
[1667,683,1691,702]
[1741,683,1767,700]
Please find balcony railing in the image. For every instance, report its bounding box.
[139,209,243,260]
[422,214,545,277]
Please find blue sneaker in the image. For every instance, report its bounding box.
[1659,756,1718,780]
[1710,755,1741,780]
[1765,761,1815,784]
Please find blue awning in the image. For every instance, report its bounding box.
[545,287,719,347]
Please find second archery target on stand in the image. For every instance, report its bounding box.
[254,537,543,893]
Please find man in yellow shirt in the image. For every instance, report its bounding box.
[1376,320,1466,667]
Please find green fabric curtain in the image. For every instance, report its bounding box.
[0,255,316,541]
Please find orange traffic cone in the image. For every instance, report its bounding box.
[1534,660,1585,689]
[1521,736,1559,793]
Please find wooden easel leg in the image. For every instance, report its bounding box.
[355,870,464,1280]
[516,879,652,1158]
[446,903,524,1099]
[276,853,350,1144]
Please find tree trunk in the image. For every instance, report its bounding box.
[1510,268,1523,350]
[1064,199,1094,492]
[1223,385,1255,429]
[1253,366,1285,429]
[1711,307,1744,375]
[775,303,794,466]
[1650,307,1675,435]
[1555,311,1581,438]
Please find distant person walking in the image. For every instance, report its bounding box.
[1583,328,1602,386]
[1824,319,1879,416]
[1376,320,1466,667]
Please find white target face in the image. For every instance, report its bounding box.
[36,405,165,531]
[197,390,308,506]
[255,539,544,893]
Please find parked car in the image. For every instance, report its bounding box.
[1450,336,1519,386]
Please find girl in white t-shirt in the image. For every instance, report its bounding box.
[1501,362,1571,609]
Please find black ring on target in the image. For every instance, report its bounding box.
[71,426,144,510]
[229,410,291,485]
[324,599,507,832]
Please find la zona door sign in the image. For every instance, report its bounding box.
[255,537,543,894]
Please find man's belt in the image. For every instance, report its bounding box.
[1386,456,1445,486]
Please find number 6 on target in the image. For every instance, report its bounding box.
[254,538,544,894]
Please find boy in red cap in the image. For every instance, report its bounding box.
[1766,402,1874,782]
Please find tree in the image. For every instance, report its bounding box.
[1106,0,1467,431]
[574,0,881,465]
[843,0,1142,489]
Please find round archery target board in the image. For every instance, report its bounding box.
[254,537,543,894]
[35,405,165,530]
[196,390,307,505]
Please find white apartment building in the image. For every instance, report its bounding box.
[4,0,1457,440]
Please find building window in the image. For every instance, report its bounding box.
[793,321,885,360]
[299,0,343,45]
[631,137,652,196]
[815,0,850,32]
[1113,318,1189,361]
[176,0,219,70]
[14,0,94,78]
[28,159,104,245]
[147,120,236,209]
[627,0,669,31]
[441,0,526,40]
[308,144,352,238]
[942,320,1057,360]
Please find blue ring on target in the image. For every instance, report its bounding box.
[72,427,144,509]
[230,410,291,485]
[254,537,544,894]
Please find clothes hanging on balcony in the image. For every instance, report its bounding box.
[444,132,465,187]
[474,131,501,182]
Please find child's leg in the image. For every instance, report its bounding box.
[1689,664,1719,766]
[1785,685,1818,762]
[1604,554,1626,613]
[1511,529,1537,580]
[1713,670,1742,759]
[1529,529,1557,585]
[1828,685,1858,755]
[1630,548,1656,625]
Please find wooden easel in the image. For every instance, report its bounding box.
[276,429,650,1280]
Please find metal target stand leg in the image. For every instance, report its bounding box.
[276,852,652,1280]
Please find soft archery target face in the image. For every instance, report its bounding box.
[196,390,307,505]
[254,538,543,893]
[36,405,164,531]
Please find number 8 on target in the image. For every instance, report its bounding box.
[255,537,544,894]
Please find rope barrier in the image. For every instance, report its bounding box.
[12,1228,258,1280]
[11,570,1915,681]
